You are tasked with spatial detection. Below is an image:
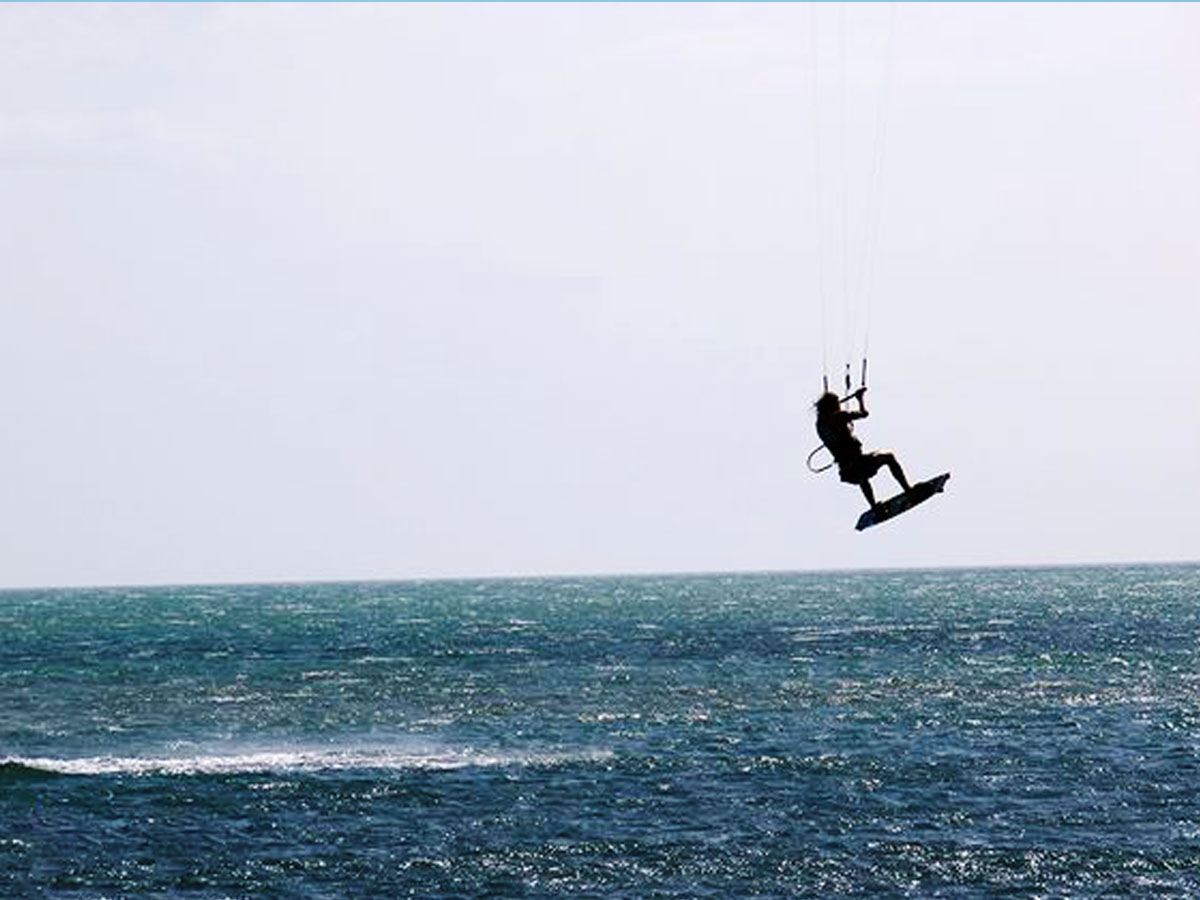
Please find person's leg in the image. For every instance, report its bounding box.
[859,479,877,508]
[878,453,911,492]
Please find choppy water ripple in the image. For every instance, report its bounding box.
[2,565,1199,898]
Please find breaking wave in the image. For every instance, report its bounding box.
[0,744,613,778]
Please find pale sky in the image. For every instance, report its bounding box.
[2,2,1198,588]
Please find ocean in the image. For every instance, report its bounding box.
[2,565,1198,898]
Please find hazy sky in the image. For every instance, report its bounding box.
[2,3,1198,588]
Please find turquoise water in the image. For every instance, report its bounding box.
[3,565,1199,897]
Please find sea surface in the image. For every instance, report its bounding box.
[2,565,1199,898]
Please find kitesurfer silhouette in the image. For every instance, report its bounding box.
[815,387,912,512]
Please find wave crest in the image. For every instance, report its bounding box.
[0,745,613,778]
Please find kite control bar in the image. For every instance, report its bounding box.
[827,358,869,401]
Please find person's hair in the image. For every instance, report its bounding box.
[815,391,840,417]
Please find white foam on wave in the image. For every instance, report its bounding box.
[3,744,614,778]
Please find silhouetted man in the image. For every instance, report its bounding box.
[815,387,911,511]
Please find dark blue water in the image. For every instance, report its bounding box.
[3,565,1198,898]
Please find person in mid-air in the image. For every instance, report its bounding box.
[815,387,912,511]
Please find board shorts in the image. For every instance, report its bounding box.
[837,451,886,485]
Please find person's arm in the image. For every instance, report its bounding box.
[846,387,869,420]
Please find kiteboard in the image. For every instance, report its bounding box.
[855,472,950,531]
